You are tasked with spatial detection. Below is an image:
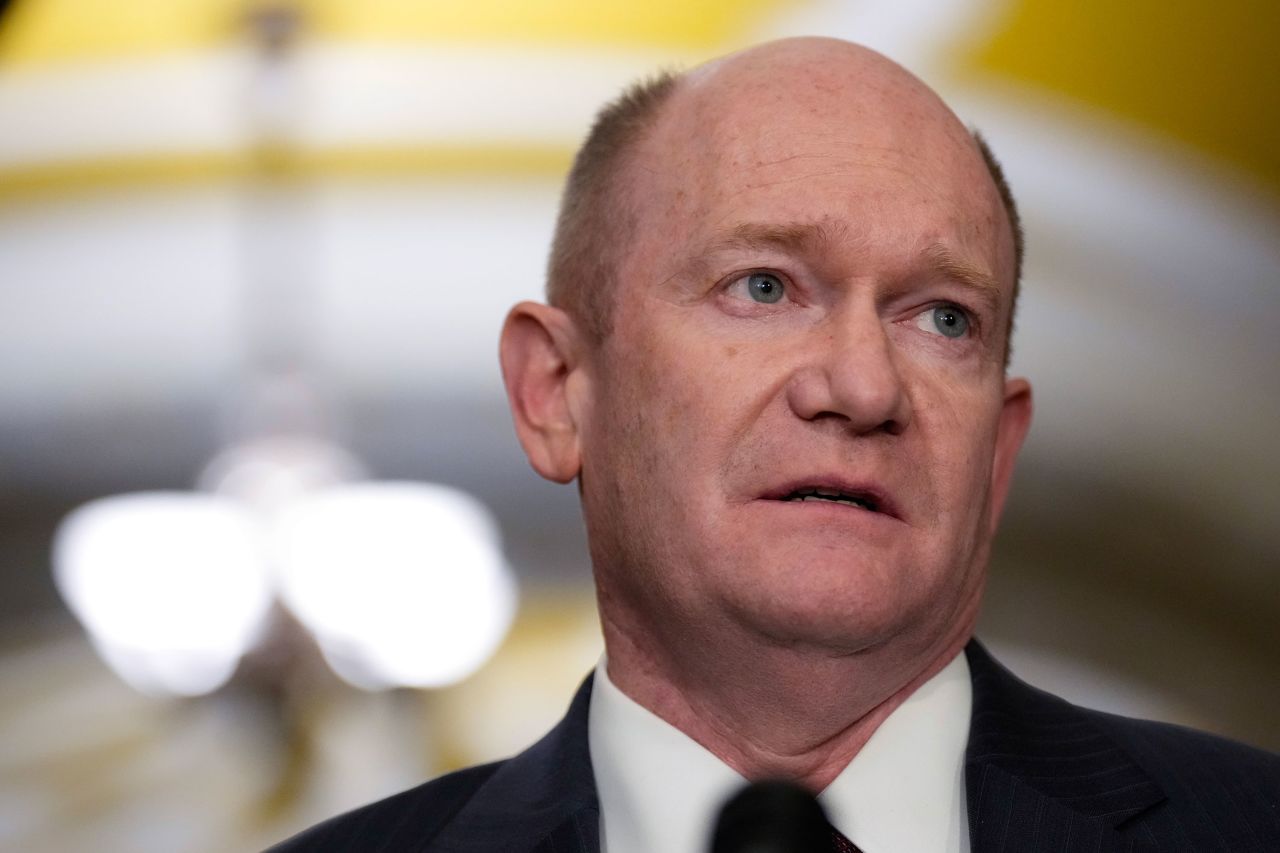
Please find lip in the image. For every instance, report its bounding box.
[757,476,903,521]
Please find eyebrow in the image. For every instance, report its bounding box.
[676,220,849,283]
[922,242,1004,314]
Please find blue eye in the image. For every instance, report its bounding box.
[917,305,970,338]
[745,272,784,303]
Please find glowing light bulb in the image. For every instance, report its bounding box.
[272,482,517,689]
[52,492,272,697]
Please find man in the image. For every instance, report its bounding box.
[274,37,1280,852]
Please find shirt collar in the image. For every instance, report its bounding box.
[588,652,971,853]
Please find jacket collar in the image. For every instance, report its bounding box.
[432,642,1168,853]
[964,640,1166,850]
[431,675,600,853]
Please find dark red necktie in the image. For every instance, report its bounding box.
[830,827,864,853]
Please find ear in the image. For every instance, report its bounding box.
[499,301,587,484]
[987,377,1033,532]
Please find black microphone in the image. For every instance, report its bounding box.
[710,779,834,853]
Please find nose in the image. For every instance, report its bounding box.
[785,305,912,435]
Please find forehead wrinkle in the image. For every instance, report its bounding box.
[715,144,933,196]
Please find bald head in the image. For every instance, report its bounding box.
[547,37,1023,354]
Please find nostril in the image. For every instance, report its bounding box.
[880,416,906,437]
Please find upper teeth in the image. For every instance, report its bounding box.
[784,488,876,511]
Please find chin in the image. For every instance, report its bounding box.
[725,584,924,654]
[721,550,959,647]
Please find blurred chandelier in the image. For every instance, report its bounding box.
[48,2,517,698]
[53,442,518,698]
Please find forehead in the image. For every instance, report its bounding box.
[620,48,1013,291]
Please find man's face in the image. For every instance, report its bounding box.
[574,44,1031,661]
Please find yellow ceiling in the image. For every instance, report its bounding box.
[966,0,1280,196]
[0,0,242,63]
[0,0,1275,199]
[0,0,793,65]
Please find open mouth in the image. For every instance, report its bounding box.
[778,487,880,513]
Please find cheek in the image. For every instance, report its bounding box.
[592,332,712,495]
[909,373,1003,514]
[616,321,741,430]
[599,324,771,553]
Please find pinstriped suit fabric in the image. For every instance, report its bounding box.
[270,641,1280,852]
[965,643,1280,852]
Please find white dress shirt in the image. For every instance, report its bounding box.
[588,652,972,853]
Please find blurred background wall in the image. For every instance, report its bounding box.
[0,0,1277,850]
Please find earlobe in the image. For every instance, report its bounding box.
[987,377,1033,531]
[498,301,586,484]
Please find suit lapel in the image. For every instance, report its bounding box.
[964,642,1166,852]
[431,676,601,853]
[531,809,601,853]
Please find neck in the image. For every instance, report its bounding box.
[600,608,975,792]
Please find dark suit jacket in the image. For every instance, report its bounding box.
[270,641,1280,852]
